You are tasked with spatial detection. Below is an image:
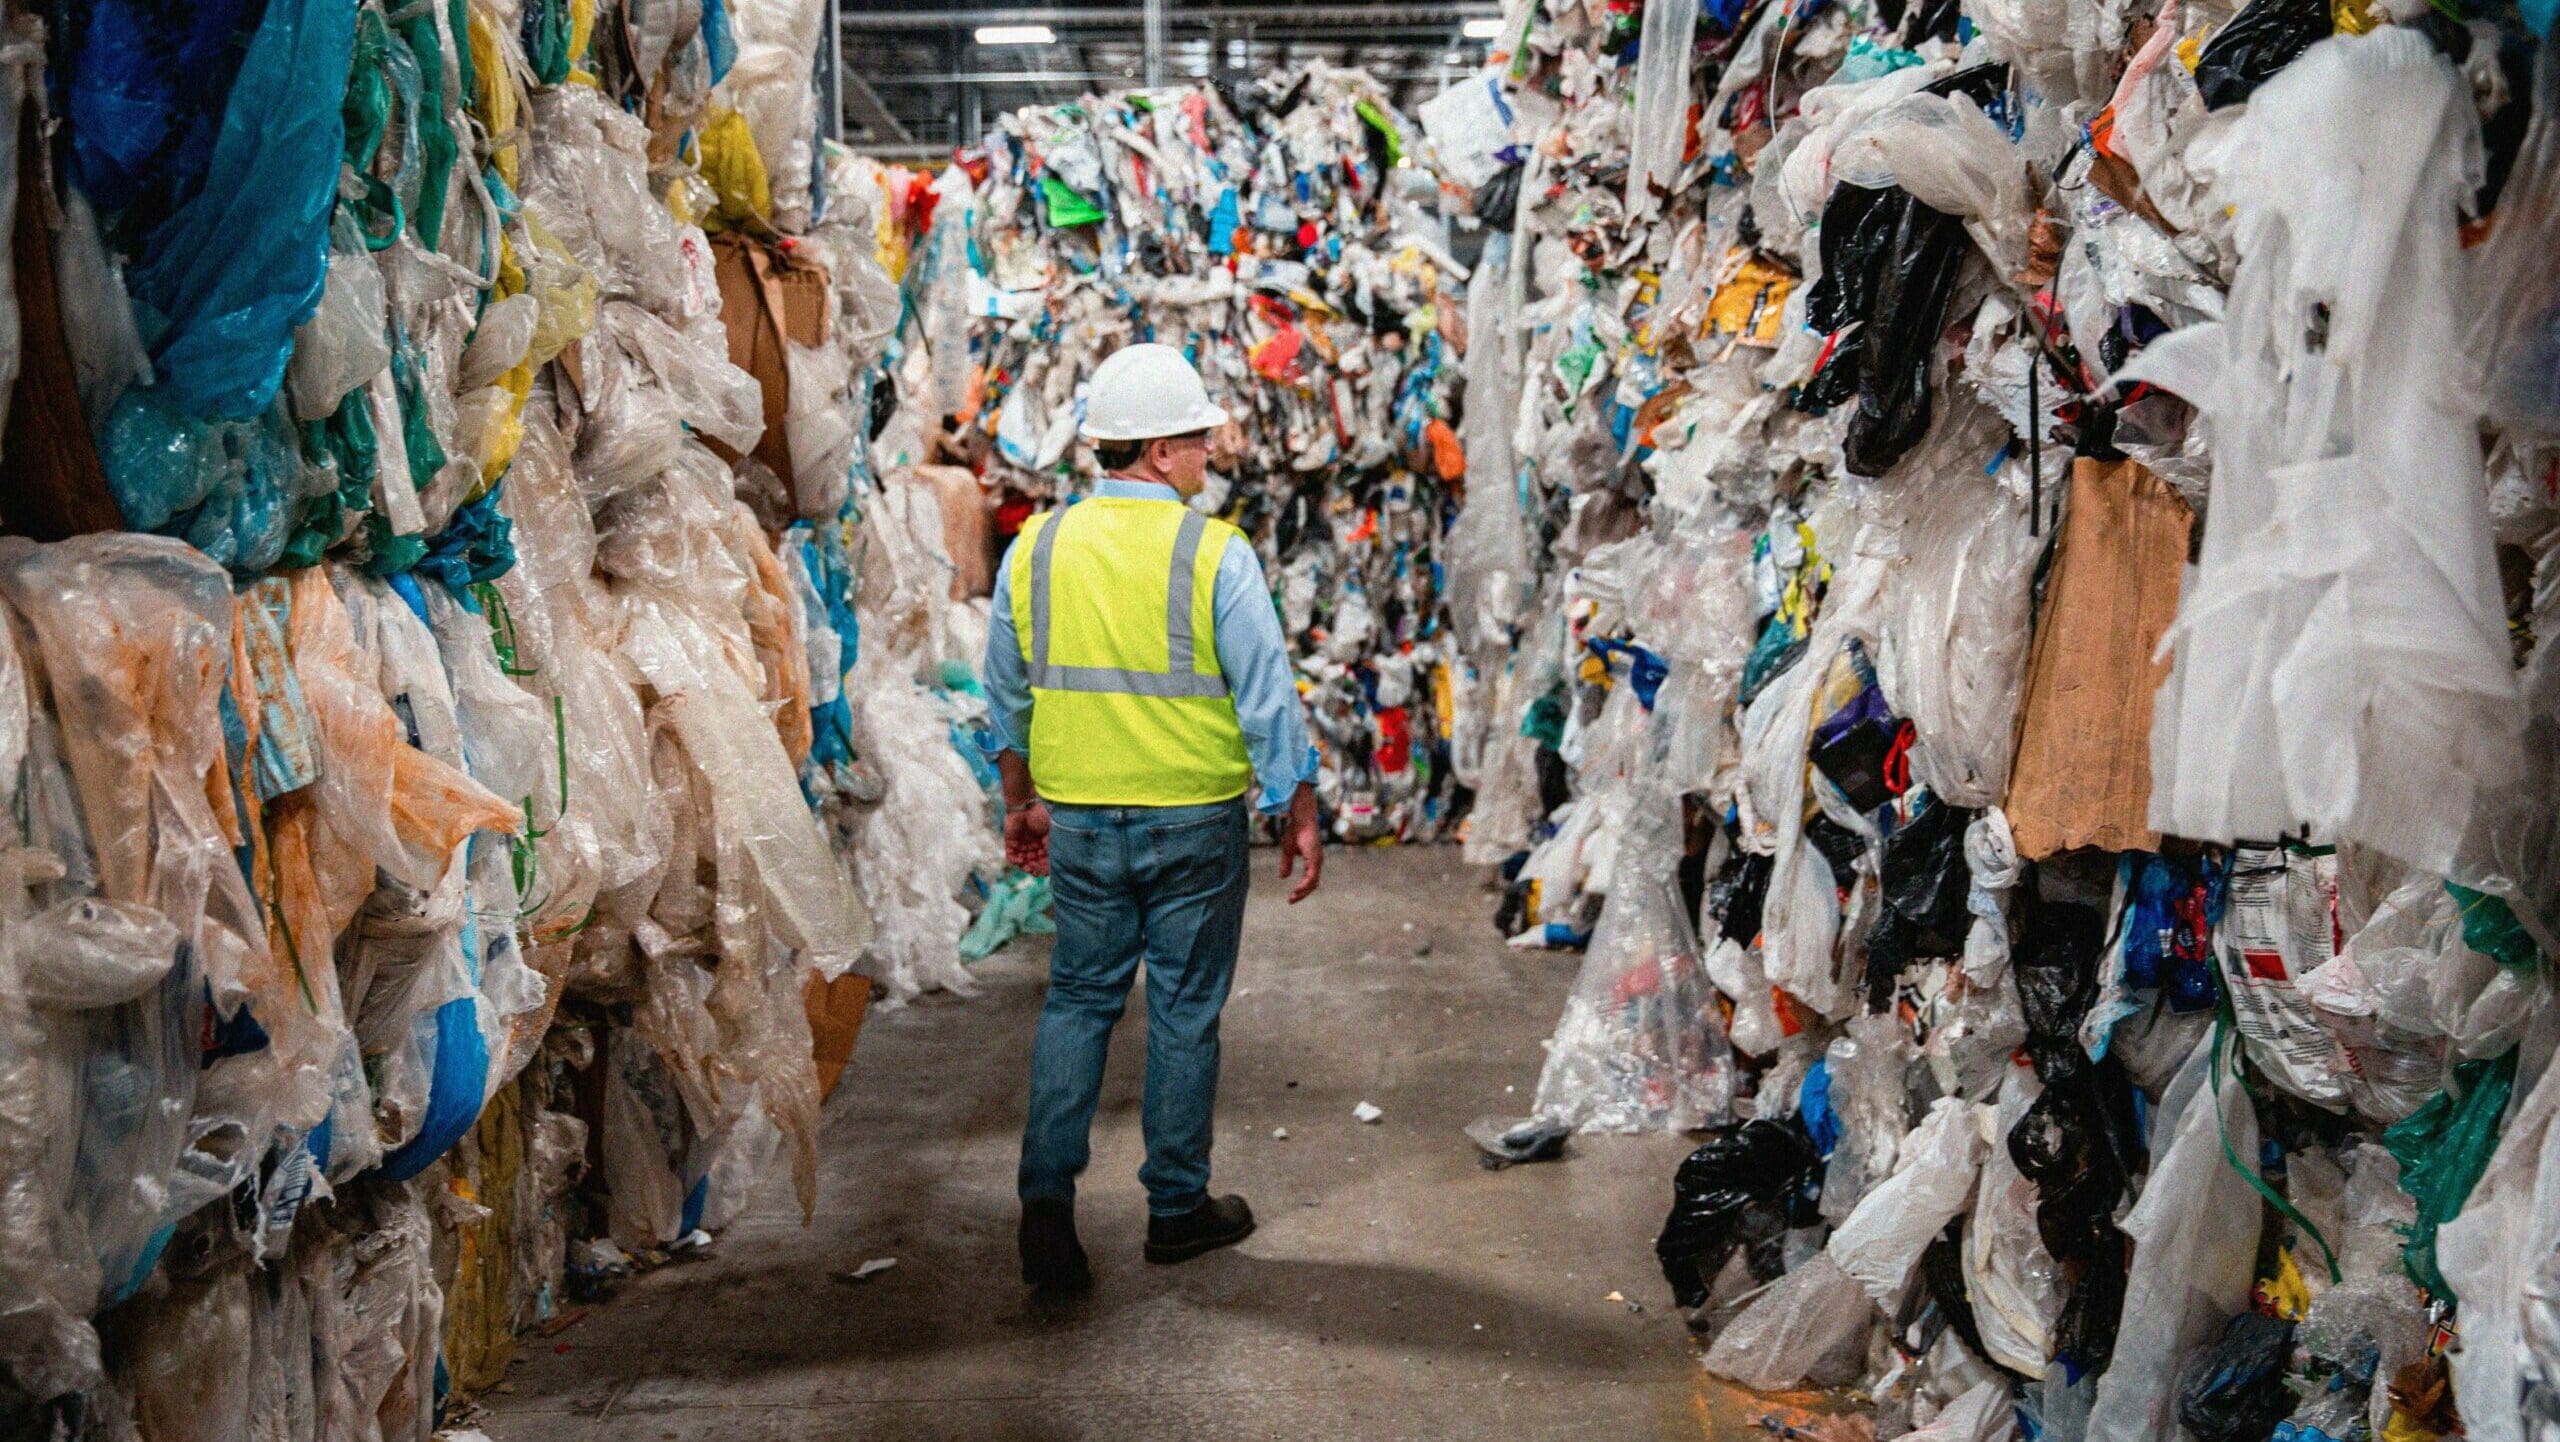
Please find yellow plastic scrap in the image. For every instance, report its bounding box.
[1706,248,1795,347]
[2331,0,2378,32]
[698,106,773,233]
[469,1,523,190]
[565,0,599,83]
[2257,1248,2313,1321]
[459,232,533,491]
[517,211,598,368]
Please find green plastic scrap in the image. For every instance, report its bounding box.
[2446,882,2543,969]
[1040,175,1107,228]
[1520,688,1567,749]
[2384,1049,2518,1301]
[1354,98,1405,168]
[959,869,1057,961]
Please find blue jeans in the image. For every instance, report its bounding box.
[1019,796,1250,1217]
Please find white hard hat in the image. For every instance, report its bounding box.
[1080,342,1232,442]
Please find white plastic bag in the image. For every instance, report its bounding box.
[1827,1096,1990,1312]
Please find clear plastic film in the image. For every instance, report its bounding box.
[1532,787,1735,1133]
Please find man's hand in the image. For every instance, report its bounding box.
[1005,800,1051,876]
[1277,783,1322,904]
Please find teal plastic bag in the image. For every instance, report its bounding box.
[2385,1050,2518,1300]
[959,870,1056,961]
[121,0,356,422]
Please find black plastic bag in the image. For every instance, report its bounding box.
[1656,1119,1822,1309]
[1881,803,1975,953]
[2013,895,2108,1068]
[2008,1049,2143,1377]
[1710,850,1774,947]
[2177,1312,2299,1442]
[1862,801,1976,1007]
[1475,163,1524,230]
[2192,0,2328,108]
[1795,183,1900,414]
[1840,197,1969,476]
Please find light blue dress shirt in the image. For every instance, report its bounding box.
[982,478,1321,815]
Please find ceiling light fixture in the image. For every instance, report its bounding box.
[1461,17,1504,38]
[974,24,1056,45]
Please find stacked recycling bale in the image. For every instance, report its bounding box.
[0,1,1006,1432]
[1448,0,2560,1436]
[902,65,1475,843]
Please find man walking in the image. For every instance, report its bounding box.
[982,342,1324,1293]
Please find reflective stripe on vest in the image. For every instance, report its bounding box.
[1027,507,1226,698]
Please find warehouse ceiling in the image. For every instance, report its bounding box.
[836,2,1505,159]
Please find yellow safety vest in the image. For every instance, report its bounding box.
[1009,496,1254,806]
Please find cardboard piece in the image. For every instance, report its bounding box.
[710,233,830,498]
[805,970,872,1103]
[2004,457,2193,859]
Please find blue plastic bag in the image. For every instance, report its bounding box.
[53,0,265,235]
[120,0,356,422]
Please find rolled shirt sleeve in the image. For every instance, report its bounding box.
[1210,539,1321,814]
[981,545,1034,761]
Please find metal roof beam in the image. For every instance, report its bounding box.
[842,5,1498,31]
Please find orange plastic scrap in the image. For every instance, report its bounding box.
[0,536,271,1012]
[280,568,517,948]
[731,508,815,766]
[1425,417,1466,481]
[1251,324,1305,383]
[219,585,353,1120]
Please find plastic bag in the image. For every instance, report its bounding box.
[618,589,870,970]
[2178,1311,2299,1442]
[1532,788,1735,1134]
[1838,93,2035,278]
[1880,475,2039,809]
[117,0,355,421]
[1656,1118,1823,1309]
[1863,801,1978,1005]
[1967,1063,2066,1375]
[2191,0,2330,109]
[1701,1252,1877,1390]
[2125,32,2522,877]
[2385,1051,2516,1301]
[2085,1033,2265,1442]
[0,536,263,1014]
[287,230,392,422]
[1625,0,1700,214]
[1828,1096,1990,1312]
[2465,44,2560,447]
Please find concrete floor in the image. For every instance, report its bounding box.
[478,847,1833,1442]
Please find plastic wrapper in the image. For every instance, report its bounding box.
[1966,1063,2065,1375]
[2123,32,2523,876]
[1532,789,1735,1133]
[2085,1034,2264,1442]
[1826,1096,1989,1312]
[1701,1252,1878,1391]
